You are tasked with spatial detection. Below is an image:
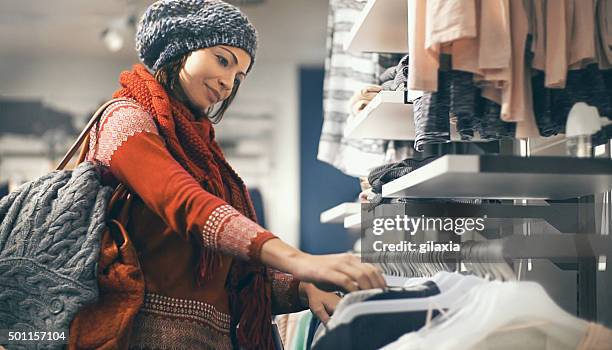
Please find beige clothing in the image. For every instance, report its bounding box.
[530,0,547,70]
[479,0,512,70]
[545,0,568,87]
[596,0,612,69]
[408,0,439,91]
[502,0,539,139]
[576,323,612,350]
[426,0,477,53]
[568,0,597,69]
[451,0,482,75]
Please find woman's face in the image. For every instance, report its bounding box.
[178,45,251,112]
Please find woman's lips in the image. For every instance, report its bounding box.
[205,84,220,104]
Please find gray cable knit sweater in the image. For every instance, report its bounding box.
[0,162,112,347]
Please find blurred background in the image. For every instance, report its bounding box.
[0,0,360,253]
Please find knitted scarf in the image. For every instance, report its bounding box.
[112,64,273,349]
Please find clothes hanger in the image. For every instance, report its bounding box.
[331,249,489,328]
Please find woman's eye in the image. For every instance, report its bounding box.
[217,55,229,67]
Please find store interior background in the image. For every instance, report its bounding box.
[0,0,359,253]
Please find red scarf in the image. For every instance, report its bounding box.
[113,64,273,349]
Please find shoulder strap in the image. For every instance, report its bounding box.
[56,98,131,170]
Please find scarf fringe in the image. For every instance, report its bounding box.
[237,273,273,349]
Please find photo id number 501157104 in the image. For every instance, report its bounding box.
[0,330,67,345]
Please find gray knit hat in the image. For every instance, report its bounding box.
[135,0,258,72]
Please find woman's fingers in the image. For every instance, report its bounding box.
[364,263,387,289]
[340,262,373,290]
[323,295,340,315]
[315,307,331,324]
[325,270,359,293]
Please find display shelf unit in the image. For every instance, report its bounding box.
[382,155,612,200]
[344,212,362,229]
[320,202,361,224]
[344,0,408,53]
[344,91,418,140]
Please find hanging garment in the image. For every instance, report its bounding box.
[596,0,612,69]
[450,70,480,139]
[275,315,289,347]
[503,0,540,138]
[312,283,441,350]
[306,314,322,349]
[292,311,314,350]
[408,0,440,91]
[425,0,477,52]
[413,70,451,151]
[414,68,515,149]
[318,0,402,177]
[478,98,515,140]
[532,64,612,137]
[528,0,547,71]
[478,0,512,71]
[544,0,569,88]
[568,0,597,69]
[382,281,590,350]
[576,323,612,350]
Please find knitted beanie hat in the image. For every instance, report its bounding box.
[136,0,258,72]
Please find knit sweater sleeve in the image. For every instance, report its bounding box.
[269,270,306,315]
[86,100,278,261]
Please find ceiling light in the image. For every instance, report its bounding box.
[101,28,124,52]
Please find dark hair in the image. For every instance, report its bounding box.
[153,53,240,123]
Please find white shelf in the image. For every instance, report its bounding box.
[382,155,612,200]
[344,213,362,229]
[344,91,417,140]
[320,202,361,224]
[344,0,408,54]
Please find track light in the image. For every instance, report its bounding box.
[100,14,137,53]
[101,27,124,52]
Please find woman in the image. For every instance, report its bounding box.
[71,0,386,349]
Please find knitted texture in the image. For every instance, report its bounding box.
[0,162,112,346]
[366,157,438,208]
[136,0,258,72]
[112,64,273,350]
[379,55,409,91]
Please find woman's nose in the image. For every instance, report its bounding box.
[219,75,233,91]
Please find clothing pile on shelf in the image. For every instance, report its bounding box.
[378,55,409,91]
[364,156,439,207]
[317,0,404,177]
[402,0,612,149]
[302,271,612,350]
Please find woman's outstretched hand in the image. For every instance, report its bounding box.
[299,282,341,324]
[260,239,386,292]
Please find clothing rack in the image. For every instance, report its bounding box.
[320,0,612,329]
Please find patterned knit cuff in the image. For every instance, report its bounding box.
[203,204,278,261]
[248,231,278,262]
[271,271,304,315]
